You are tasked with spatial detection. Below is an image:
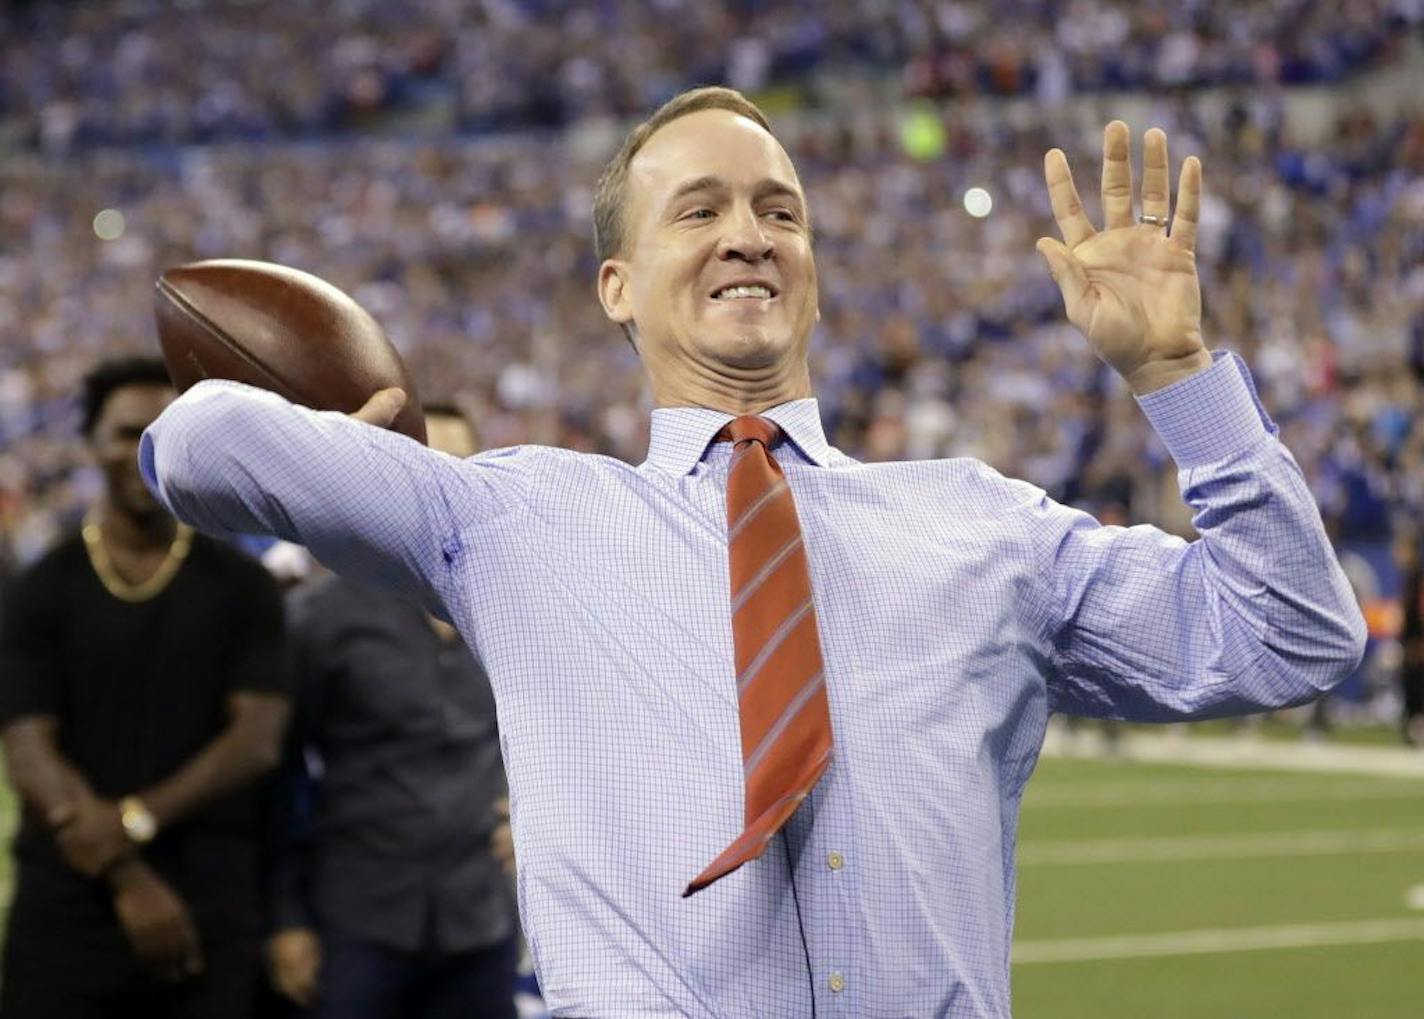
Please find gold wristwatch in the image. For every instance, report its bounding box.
[118,797,157,844]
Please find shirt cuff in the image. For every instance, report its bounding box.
[1135,350,1278,468]
[138,378,272,502]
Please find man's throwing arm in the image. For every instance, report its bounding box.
[140,379,494,617]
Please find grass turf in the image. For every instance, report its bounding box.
[1013,755,1424,1018]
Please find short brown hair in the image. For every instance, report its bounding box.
[592,86,774,264]
[82,356,172,436]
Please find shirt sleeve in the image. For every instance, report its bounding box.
[262,587,328,933]
[0,556,65,724]
[263,719,319,933]
[1023,351,1367,721]
[139,380,516,618]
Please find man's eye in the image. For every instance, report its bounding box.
[766,209,798,222]
[686,209,715,220]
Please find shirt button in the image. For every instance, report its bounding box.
[829,972,846,993]
[827,851,844,871]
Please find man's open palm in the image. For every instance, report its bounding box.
[1038,121,1210,394]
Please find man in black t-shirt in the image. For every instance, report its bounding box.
[0,357,291,1019]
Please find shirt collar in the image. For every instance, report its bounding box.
[643,398,832,476]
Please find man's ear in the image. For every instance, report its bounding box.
[598,259,634,327]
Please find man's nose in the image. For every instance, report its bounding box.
[716,205,773,263]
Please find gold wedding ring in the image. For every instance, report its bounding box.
[1139,214,1168,228]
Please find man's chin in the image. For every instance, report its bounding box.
[703,330,789,371]
[117,488,167,525]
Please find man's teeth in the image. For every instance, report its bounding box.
[714,285,772,300]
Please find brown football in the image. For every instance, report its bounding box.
[154,258,426,444]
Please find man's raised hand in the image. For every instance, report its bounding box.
[1037,121,1212,394]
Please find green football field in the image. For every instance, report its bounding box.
[0,751,1420,1016]
[1013,755,1424,1018]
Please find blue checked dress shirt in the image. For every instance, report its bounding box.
[140,351,1364,1018]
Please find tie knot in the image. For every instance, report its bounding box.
[718,415,780,448]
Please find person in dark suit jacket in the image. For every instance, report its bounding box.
[264,404,518,1019]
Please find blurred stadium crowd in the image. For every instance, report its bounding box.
[4,100,1423,560]
[1,0,1420,150]
[0,1,1422,698]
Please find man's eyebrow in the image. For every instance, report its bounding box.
[666,176,726,206]
[753,179,804,207]
[663,176,805,209]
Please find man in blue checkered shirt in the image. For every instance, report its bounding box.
[141,87,1365,1018]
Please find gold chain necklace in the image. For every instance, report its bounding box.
[81,513,194,604]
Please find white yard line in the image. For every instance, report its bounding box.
[1025,777,1422,808]
[1040,727,1424,778]
[1013,917,1424,964]
[1018,827,1424,865]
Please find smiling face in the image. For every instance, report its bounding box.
[598,108,819,410]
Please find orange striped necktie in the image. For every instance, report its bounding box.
[684,415,834,897]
